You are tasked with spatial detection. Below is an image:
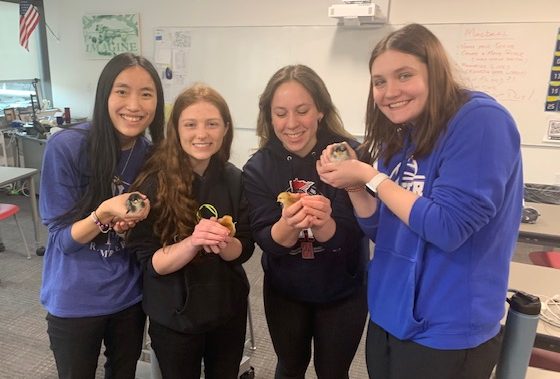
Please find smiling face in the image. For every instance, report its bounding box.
[371,50,429,125]
[177,101,228,175]
[271,81,323,158]
[107,66,157,149]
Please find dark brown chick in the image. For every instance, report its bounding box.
[126,193,145,214]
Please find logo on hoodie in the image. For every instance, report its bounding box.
[289,178,315,194]
[390,157,426,196]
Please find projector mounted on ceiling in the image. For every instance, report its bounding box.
[328,0,389,26]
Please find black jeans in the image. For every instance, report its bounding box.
[366,320,502,379]
[149,299,247,379]
[264,277,368,379]
[46,302,146,379]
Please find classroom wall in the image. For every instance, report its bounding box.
[44,0,560,184]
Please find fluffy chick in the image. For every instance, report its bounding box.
[277,192,300,209]
[126,193,146,214]
[330,142,350,161]
[218,215,236,237]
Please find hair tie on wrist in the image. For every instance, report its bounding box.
[90,211,112,233]
[344,185,365,193]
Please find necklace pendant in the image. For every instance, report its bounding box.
[112,176,123,186]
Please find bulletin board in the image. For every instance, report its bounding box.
[153,22,560,146]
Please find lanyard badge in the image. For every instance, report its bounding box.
[287,178,318,260]
[300,229,315,259]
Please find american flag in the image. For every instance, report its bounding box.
[19,0,40,51]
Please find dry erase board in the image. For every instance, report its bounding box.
[429,23,560,145]
[154,22,559,145]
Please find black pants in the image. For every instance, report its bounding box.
[264,277,368,379]
[149,301,247,379]
[46,302,146,379]
[366,320,502,379]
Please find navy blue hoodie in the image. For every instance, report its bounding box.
[243,129,368,303]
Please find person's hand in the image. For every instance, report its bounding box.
[191,217,230,254]
[96,192,150,226]
[279,193,313,230]
[317,145,374,189]
[301,195,332,228]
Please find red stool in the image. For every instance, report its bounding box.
[0,203,31,259]
[529,347,560,372]
[528,251,560,269]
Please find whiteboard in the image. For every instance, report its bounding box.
[430,23,559,146]
[154,23,559,145]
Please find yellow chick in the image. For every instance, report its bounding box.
[218,215,236,237]
[330,142,350,161]
[277,192,300,209]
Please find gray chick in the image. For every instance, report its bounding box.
[330,143,350,161]
[126,193,146,214]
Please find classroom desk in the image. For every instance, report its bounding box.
[0,166,44,255]
[525,366,560,378]
[519,202,560,247]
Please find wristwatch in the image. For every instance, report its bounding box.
[366,172,389,193]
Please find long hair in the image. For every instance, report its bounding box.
[256,64,353,148]
[58,53,165,225]
[131,83,234,245]
[361,24,468,165]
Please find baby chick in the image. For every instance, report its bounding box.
[277,192,300,209]
[330,142,350,161]
[126,193,146,214]
[218,215,236,237]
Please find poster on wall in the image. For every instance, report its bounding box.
[544,27,560,112]
[82,14,141,59]
[153,28,191,104]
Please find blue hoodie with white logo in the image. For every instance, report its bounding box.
[358,91,523,349]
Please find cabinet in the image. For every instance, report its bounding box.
[17,134,46,193]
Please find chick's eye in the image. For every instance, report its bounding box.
[142,91,154,98]
[274,112,287,118]
[207,122,220,129]
[183,122,196,129]
[115,89,127,96]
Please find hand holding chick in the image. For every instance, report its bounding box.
[276,191,315,230]
[218,215,236,237]
[126,193,146,214]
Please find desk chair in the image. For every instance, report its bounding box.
[0,203,31,259]
[529,251,560,269]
